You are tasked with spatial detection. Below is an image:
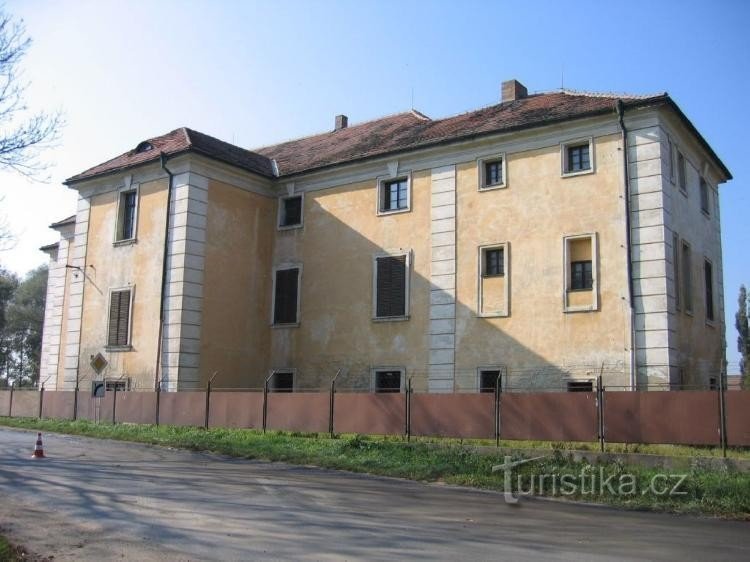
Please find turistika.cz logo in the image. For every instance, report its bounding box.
[491,455,688,504]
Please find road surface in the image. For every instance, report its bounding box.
[0,427,748,561]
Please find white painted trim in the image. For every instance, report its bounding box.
[370,366,406,392]
[113,183,140,244]
[372,249,412,321]
[105,284,135,350]
[561,136,595,177]
[477,153,507,191]
[277,191,305,230]
[376,172,412,216]
[268,368,296,391]
[476,242,510,317]
[271,263,302,327]
[563,233,599,313]
[476,366,504,393]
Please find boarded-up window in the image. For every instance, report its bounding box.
[375,255,407,318]
[108,289,131,346]
[273,268,299,325]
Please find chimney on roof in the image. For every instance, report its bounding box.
[501,79,528,103]
[335,114,348,131]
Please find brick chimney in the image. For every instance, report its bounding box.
[501,80,528,103]
[335,114,348,130]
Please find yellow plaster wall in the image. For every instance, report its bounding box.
[55,243,73,388]
[199,180,274,388]
[455,134,632,388]
[78,178,168,389]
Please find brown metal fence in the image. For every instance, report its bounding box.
[1,383,749,450]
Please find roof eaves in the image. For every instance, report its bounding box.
[39,242,59,252]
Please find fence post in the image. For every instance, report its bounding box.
[494,372,502,447]
[262,375,270,434]
[204,372,218,430]
[73,386,79,421]
[596,375,605,453]
[38,384,45,419]
[329,369,340,438]
[8,383,13,417]
[405,377,412,442]
[112,385,118,424]
[155,380,161,426]
[718,373,728,457]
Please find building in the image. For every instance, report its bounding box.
[38,80,731,393]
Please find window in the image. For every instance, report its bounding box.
[478,155,506,189]
[484,248,504,277]
[373,369,403,393]
[709,377,718,391]
[700,178,710,216]
[681,241,692,313]
[571,261,593,291]
[278,195,303,228]
[666,137,675,183]
[269,371,294,392]
[107,289,132,347]
[273,267,300,325]
[105,378,130,392]
[673,232,681,310]
[378,176,410,214]
[677,151,687,193]
[374,253,408,319]
[567,380,593,392]
[116,189,138,242]
[564,234,598,312]
[704,259,714,322]
[478,369,501,393]
[562,139,593,175]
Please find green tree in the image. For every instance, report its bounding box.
[737,285,750,389]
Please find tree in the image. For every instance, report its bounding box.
[737,285,750,389]
[0,8,61,178]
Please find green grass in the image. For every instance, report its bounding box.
[1,416,748,519]
[0,534,23,562]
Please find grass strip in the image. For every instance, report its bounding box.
[1,416,748,519]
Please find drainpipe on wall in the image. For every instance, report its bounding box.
[617,100,637,391]
[154,152,175,391]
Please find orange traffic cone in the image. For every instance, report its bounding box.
[31,432,45,459]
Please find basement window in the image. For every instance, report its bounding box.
[105,378,130,392]
[478,369,502,393]
[269,371,294,392]
[567,380,594,392]
[372,368,404,393]
[561,138,593,176]
[278,194,303,229]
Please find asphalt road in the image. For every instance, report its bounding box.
[0,427,748,561]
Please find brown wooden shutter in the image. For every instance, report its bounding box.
[376,255,406,317]
[108,289,131,346]
[274,268,299,324]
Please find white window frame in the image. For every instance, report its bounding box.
[113,184,140,245]
[372,249,411,321]
[271,264,302,327]
[703,257,715,326]
[268,368,296,392]
[370,366,406,393]
[476,366,504,393]
[376,173,412,216]
[560,137,595,177]
[563,233,598,313]
[105,285,135,350]
[477,242,510,317]
[477,153,507,191]
[277,192,304,231]
[666,136,675,184]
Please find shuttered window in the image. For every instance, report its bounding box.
[274,268,299,325]
[375,255,407,318]
[108,289,131,346]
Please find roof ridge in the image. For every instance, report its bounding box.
[560,88,666,100]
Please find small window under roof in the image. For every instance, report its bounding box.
[134,141,154,153]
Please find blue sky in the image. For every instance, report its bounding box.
[0,0,747,370]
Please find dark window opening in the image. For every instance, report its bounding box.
[120,190,137,240]
[567,380,593,392]
[566,143,590,173]
[484,160,503,187]
[709,377,718,391]
[376,255,407,318]
[570,260,593,290]
[270,372,294,392]
[484,248,504,277]
[105,379,128,392]
[280,196,302,227]
[381,178,408,212]
[677,152,687,192]
[479,370,501,393]
[108,289,131,347]
[700,178,710,215]
[274,268,299,325]
[134,141,153,153]
[682,242,692,312]
[704,260,714,321]
[375,370,401,393]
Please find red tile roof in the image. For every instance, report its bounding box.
[64,90,731,184]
